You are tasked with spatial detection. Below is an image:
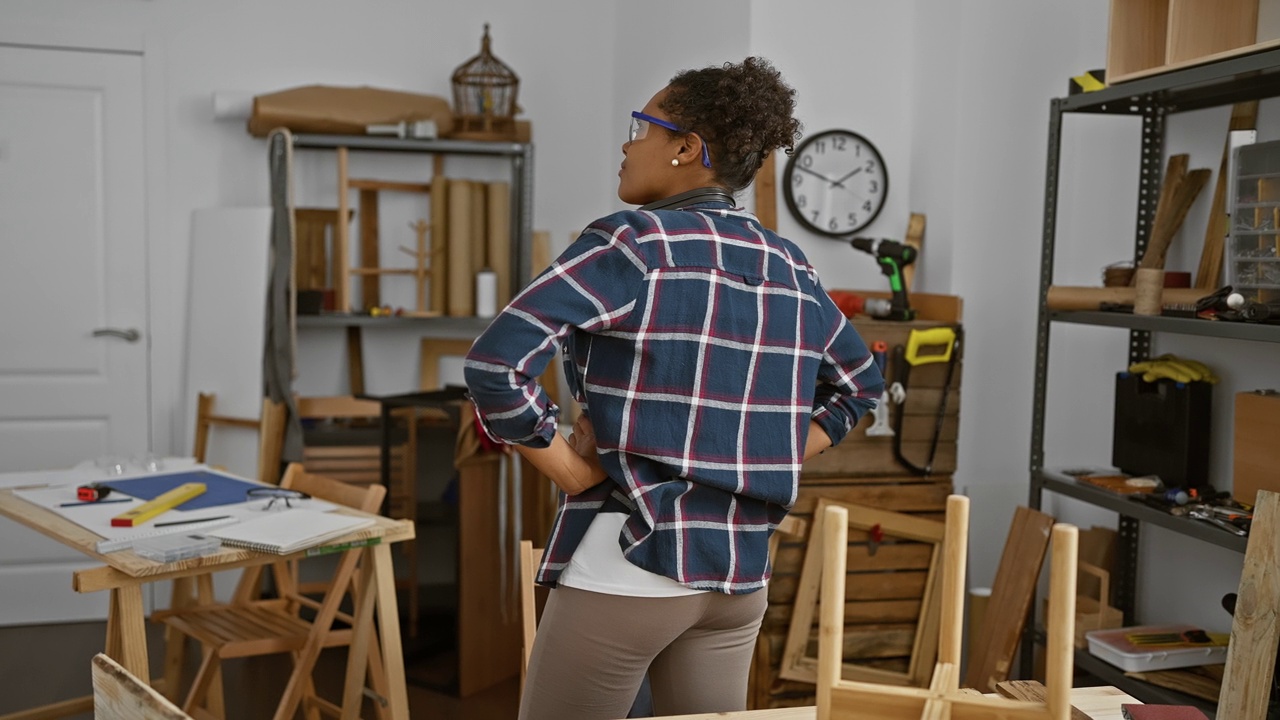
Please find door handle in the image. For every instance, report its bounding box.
[92,327,141,343]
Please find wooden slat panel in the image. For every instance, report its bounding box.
[793,483,951,514]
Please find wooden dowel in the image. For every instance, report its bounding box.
[939,494,968,669]
[1046,285,1207,311]
[347,179,432,193]
[817,504,848,720]
[1046,523,1079,720]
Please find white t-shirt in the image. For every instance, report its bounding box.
[557,512,707,597]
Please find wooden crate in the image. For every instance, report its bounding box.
[750,475,953,709]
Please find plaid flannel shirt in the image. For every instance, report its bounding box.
[464,200,882,594]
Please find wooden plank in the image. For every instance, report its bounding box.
[1166,0,1259,65]
[487,182,512,307]
[793,482,952,514]
[1219,490,1280,720]
[1196,102,1259,289]
[358,189,379,310]
[345,326,364,396]
[347,178,431,193]
[995,680,1089,720]
[457,456,521,697]
[801,440,958,478]
[430,176,448,314]
[1106,0,1168,79]
[446,179,474,317]
[902,213,925,292]
[756,153,778,231]
[92,654,192,720]
[764,599,922,628]
[335,147,351,312]
[962,506,1055,692]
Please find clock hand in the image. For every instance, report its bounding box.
[831,167,864,187]
[794,165,840,187]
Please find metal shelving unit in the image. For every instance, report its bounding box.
[1026,46,1280,713]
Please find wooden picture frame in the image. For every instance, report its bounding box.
[779,498,946,687]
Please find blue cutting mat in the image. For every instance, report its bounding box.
[102,469,262,510]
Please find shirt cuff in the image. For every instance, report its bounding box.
[473,399,562,449]
[812,407,853,448]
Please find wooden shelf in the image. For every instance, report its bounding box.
[1107,0,1279,84]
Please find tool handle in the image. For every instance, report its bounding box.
[904,327,957,366]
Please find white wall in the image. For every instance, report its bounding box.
[4,0,1276,635]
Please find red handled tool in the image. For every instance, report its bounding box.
[77,483,111,502]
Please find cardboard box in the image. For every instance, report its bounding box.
[1232,389,1280,505]
[248,85,454,138]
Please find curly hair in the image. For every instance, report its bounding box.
[661,57,802,193]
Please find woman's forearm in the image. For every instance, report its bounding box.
[514,433,609,496]
[804,420,833,461]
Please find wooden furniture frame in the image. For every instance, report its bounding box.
[92,654,193,720]
[0,477,414,720]
[780,499,946,687]
[519,539,545,695]
[816,495,1079,720]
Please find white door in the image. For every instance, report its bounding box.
[0,44,150,624]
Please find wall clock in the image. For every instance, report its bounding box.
[782,129,888,237]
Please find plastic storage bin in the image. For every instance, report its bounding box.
[1112,373,1211,488]
[1085,624,1228,672]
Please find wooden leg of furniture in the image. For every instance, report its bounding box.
[0,697,95,720]
[106,584,149,683]
[181,650,219,715]
[162,577,195,701]
[271,549,365,720]
[341,551,379,720]
[371,543,410,720]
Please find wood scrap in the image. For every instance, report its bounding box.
[1196,101,1259,289]
[1126,664,1223,703]
[1219,490,1280,719]
[903,213,925,292]
[962,505,1056,692]
[1135,153,1211,273]
[994,680,1089,720]
[755,153,777,231]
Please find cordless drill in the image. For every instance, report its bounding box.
[850,237,918,321]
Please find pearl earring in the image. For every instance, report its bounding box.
[671,158,679,166]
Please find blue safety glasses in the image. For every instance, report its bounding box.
[629,111,712,169]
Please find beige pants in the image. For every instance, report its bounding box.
[519,585,768,720]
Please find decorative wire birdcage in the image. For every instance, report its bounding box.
[450,23,520,137]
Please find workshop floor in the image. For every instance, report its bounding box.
[0,620,520,719]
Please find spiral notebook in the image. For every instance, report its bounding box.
[206,509,375,555]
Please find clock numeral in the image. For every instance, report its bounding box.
[792,173,803,187]
[829,218,839,232]
[814,140,826,155]
[810,210,820,223]
[801,155,814,168]
[832,136,846,151]
[865,160,876,172]
[855,144,862,157]
[863,201,873,213]
[869,180,879,193]
[848,213,858,227]
[796,195,807,209]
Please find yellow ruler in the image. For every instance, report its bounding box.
[111,482,207,527]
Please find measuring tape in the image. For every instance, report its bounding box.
[110,482,207,527]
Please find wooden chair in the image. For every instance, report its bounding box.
[92,654,193,720]
[294,394,420,637]
[816,495,1079,720]
[154,463,391,720]
[192,392,287,485]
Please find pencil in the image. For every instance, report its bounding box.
[155,515,232,528]
[60,498,132,508]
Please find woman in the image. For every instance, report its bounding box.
[464,57,883,719]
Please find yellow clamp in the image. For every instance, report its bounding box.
[904,327,956,366]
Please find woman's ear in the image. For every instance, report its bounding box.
[674,133,705,167]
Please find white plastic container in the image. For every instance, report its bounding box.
[1085,624,1228,672]
[132,533,222,563]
